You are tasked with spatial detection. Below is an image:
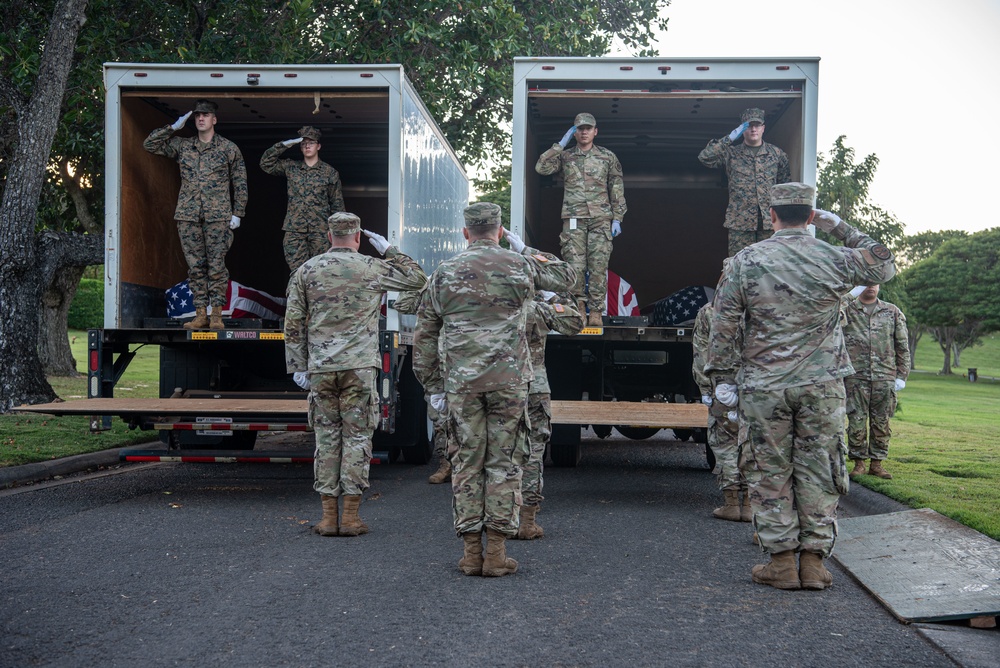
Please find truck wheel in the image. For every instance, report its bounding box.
[615,426,660,440]
[549,442,581,467]
[705,443,716,470]
[673,428,694,442]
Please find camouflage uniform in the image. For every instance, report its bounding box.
[413,215,575,538]
[692,303,740,491]
[284,217,427,497]
[698,110,790,257]
[535,135,626,315]
[260,129,345,273]
[143,125,248,309]
[706,184,897,558]
[843,296,910,462]
[523,294,584,507]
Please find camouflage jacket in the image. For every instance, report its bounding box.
[693,302,741,417]
[413,242,576,395]
[698,139,790,231]
[706,225,897,392]
[843,298,910,381]
[143,126,248,222]
[284,246,427,373]
[535,144,627,221]
[528,294,584,395]
[259,143,345,233]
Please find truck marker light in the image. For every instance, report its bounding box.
[382,353,391,372]
[210,73,224,78]
[90,350,99,372]
[382,378,389,398]
[696,66,710,71]
[658,66,671,72]
[90,377,98,396]
[542,66,555,70]
[284,73,297,78]
[361,73,373,78]
[133,72,147,77]
[776,66,790,71]
[620,66,633,71]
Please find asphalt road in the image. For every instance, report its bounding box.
[0,431,963,667]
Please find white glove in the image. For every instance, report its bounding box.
[293,372,310,389]
[171,111,192,131]
[849,286,866,298]
[701,394,713,407]
[429,393,446,413]
[894,378,906,391]
[611,220,621,238]
[538,290,557,302]
[728,122,749,142]
[715,383,738,408]
[504,229,526,253]
[727,410,739,422]
[229,215,241,230]
[812,209,843,233]
[282,137,304,147]
[558,125,577,148]
[364,230,391,255]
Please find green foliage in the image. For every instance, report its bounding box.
[474,163,512,230]
[67,278,103,329]
[897,229,968,271]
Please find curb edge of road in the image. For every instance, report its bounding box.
[0,448,124,489]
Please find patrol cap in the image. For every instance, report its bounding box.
[574,112,596,128]
[298,126,322,142]
[770,182,816,207]
[327,211,361,236]
[193,99,218,114]
[463,202,502,227]
[740,108,765,124]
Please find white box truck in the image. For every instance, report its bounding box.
[510,57,819,466]
[28,63,469,464]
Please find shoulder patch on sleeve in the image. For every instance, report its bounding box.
[554,303,564,313]
[870,244,892,261]
[532,254,549,262]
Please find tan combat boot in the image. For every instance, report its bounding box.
[428,459,451,484]
[482,528,518,577]
[739,489,753,523]
[751,551,801,590]
[799,551,833,590]
[183,306,209,330]
[516,504,544,540]
[849,459,867,477]
[458,531,483,576]
[209,309,225,330]
[313,494,339,537]
[339,494,369,536]
[869,460,892,479]
[712,489,742,521]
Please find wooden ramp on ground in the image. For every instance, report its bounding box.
[835,508,1000,624]
[18,398,707,428]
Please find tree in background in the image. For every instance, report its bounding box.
[0,0,671,410]
[904,229,1000,374]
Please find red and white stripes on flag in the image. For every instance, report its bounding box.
[606,270,639,316]
[166,279,286,320]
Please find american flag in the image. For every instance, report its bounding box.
[166,280,286,320]
[650,285,715,327]
[605,270,639,316]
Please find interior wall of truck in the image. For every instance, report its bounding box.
[521,78,804,310]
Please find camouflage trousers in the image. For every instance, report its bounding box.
[845,378,896,461]
[284,230,331,274]
[559,217,612,314]
[727,228,773,257]
[740,379,848,558]
[427,396,451,460]
[447,387,530,537]
[522,393,551,507]
[308,368,378,497]
[177,218,233,307]
[708,411,741,491]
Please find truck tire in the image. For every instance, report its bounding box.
[615,426,660,440]
[549,442,581,467]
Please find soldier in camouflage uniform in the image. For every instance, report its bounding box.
[285,212,427,537]
[842,284,910,480]
[706,183,896,591]
[698,108,790,257]
[536,113,626,327]
[692,300,750,523]
[514,291,584,540]
[413,203,574,577]
[260,126,345,273]
[143,99,248,331]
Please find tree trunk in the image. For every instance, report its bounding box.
[40,265,86,376]
[952,343,962,369]
[0,0,90,412]
[933,327,955,375]
[908,328,922,371]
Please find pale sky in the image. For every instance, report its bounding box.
[617,0,1000,236]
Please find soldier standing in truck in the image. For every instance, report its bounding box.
[698,108,790,257]
[260,126,345,273]
[535,113,626,328]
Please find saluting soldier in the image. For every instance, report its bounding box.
[260,126,345,273]
[413,203,574,577]
[699,108,790,257]
[285,212,427,538]
[144,99,248,330]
